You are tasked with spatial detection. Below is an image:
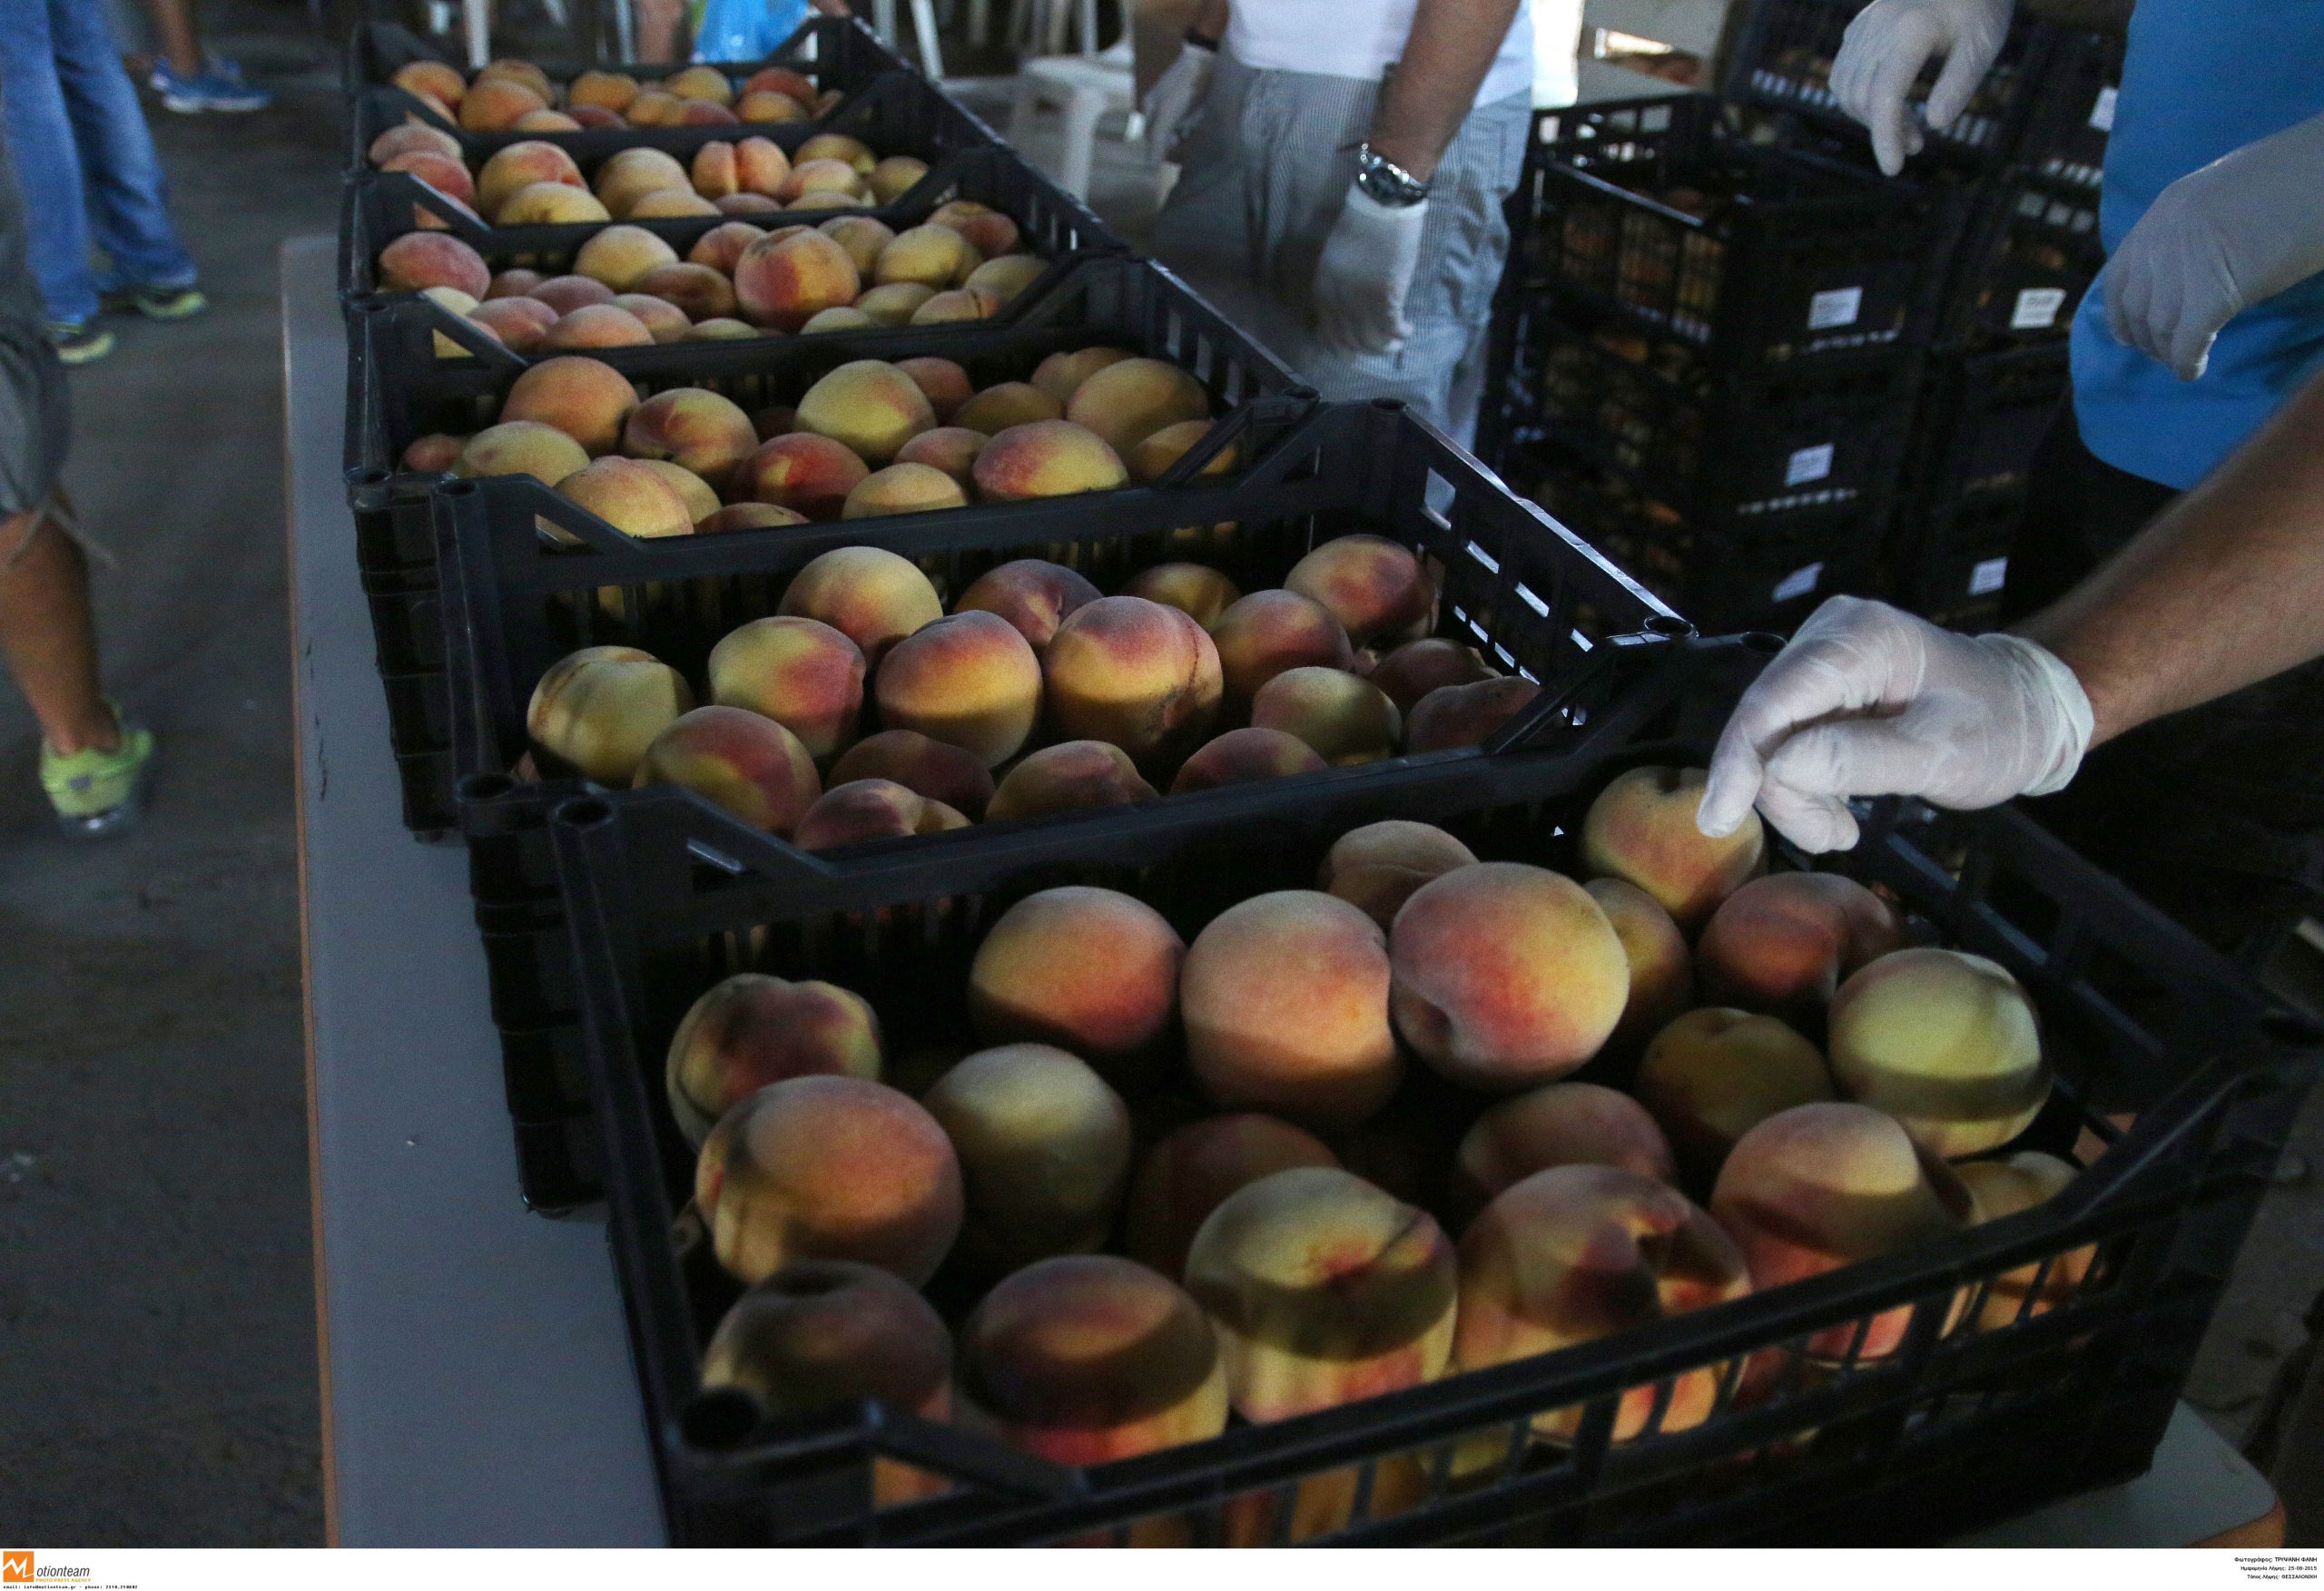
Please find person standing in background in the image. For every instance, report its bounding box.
[1142,0,1533,447]
[134,0,272,113]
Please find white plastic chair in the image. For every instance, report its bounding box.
[1005,0,1134,201]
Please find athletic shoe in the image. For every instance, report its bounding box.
[99,283,209,321]
[149,61,272,113]
[39,707,157,839]
[48,322,114,365]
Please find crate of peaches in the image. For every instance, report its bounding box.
[428,400,1679,1208]
[542,635,2319,1544]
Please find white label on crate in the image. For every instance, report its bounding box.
[1807,286,1863,330]
[1773,562,1825,604]
[2012,286,2068,329]
[1970,555,2010,596]
[2090,85,2118,132]
[1785,443,1837,486]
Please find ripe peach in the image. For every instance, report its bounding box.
[556,456,694,537]
[842,462,968,519]
[1123,563,1239,628]
[512,108,582,133]
[1066,357,1209,455]
[732,230,861,331]
[379,150,477,216]
[926,198,1019,257]
[477,140,584,218]
[400,432,467,471]
[1699,871,1904,1018]
[734,433,869,521]
[1031,346,1132,408]
[951,382,1061,437]
[828,730,994,818]
[571,224,680,291]
[955,1255,1228,1467]
[1581,766,1766,928]
[972,419,1129,503]
[1318,820,1479,929]
[594,146,690,213]
[458,76,546,132]
[1043,595,1222,768]
[688,220,766,274]
[638,459,721,523]
[454,418,588,485]
[873,610,1042,766]
[777,545,942,663]
[484,266,545,300]
[624,388,760,489]
[736,89,807,122]
[1186,1166,1455,1422]
[908,286,998,325]
[1827,948,2049,1159]
[1250,666,1401,765]
[925,1044,1133,1273]
[789,131,870,172]
[666,973,882,1145]
[985,740,1157,821]
[628,188,722,220]
[474,57,549,97]
[818,214,896,276]
[564,104,624,129]
[892,355,972,419]
[1389,862,1630,1091]
[853,281,937,326]
[964,253,1046,305]
[793,779,970,849]
[868,154,929,202]
[699,502,808,533]
[1633,1008,1833,1194]
[1404,676,1542,753]
[1285,535,1435,649]
[377,231,490,298]
[1709,1101,1971,1360]
[622,88,681,126]
[1369,638,1497,712]
[697,1075,963,1286]
[1451,1083,1678,1225]
[496,182,611,225]
[794,360,937,465]
[968,885,1184,1075]
[951,558,1099,653]
[1455,1165,1751,1441]
[501,356,639,456]
[390,59,466,108]
[1126,1115,1339,1281]
[369,122,461,163]
[527,645,693,783]
[675,99,741,128]
[665,63,734,103]
[805,306,877,332]
[1182,891,1400,1128]
[1584,876,1695,1054]
[743,64,817,102]
[540,303,655,350]
[892,426,987,484]
[1169,726,1327,794]
[527,272,617,315]
[734,136,792,196]
[634,705,821,831]
[1956,1151,2090,1327]
[689,140,741,200]
[779,157,867,203]
[568,68,639,112]
[1127,417,1236,485]
[867,222,977,290]
[1209,590,1354,712]
[629,261,739,323]
[708,615,867,761]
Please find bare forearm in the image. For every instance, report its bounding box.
[1369,0,1523,181]
[2018,369,2324,743]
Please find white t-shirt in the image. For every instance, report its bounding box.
[1226,0,1536,107]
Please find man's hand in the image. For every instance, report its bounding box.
[1831,0,2014,176]
[1697,596,2095,852]
[1143,37,1216,163]
[2104,112,2324,381]
[1313,188,1428,357]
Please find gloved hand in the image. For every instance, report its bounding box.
[1696,595,2095,853]
[1831,0,2014,177]
[2104,111,2324,381]
[1143,37,1216,163]
[1313,186,1428,358]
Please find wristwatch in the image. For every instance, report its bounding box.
[1354,142,1432,208]
[1184,24,1220,50]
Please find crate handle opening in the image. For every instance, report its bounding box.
[555,797,615,830]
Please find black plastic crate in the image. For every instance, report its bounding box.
[1510,96,1965,371]
[434,398,1682,1207]
[2011,27,2124,192]
[547,632,2322,1545]
[1934,168,2102,349]
[1895,521,2016,632]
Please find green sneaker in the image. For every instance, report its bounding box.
[49,321,115,365]
[102,284,208,321]
[39,708,156,838]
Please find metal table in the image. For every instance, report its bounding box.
[281,232,2280,1550]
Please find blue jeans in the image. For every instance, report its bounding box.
[0,0,197,324]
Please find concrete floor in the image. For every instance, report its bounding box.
[0,0,2318,1549]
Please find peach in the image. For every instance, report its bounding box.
[1250,666,1400,765]
[779,157,867,203]
[628,189,722,220]
[1042,595,1222,768]
[666,973,882,1145]
[744,65,817,102]
[872,223,979,290]
[499,355,639,456]
[1126,1115,1339,1281]
[819,214,897,276]
[924,1044,1133,1273]
[477,140,584,218]
[688,220,767,274]
[955,1255,1228,1467]
[1827,948,2050,1159]
[892,354,972,419]
[806,306,878,332]
[873,610,1042,766]
[968,885,1183,1067]
[1285,535,1435,649]
[868,154,929,202]
[697,1075,963,1286]
[1956,1151,2090,1327]
[854,281,937,326]
[985,741,1157,821]
[926,198,1019,257]
[708,615,867,761]
[380,149,476,211]
[892,426,987,484]
[1585,876,1695,1053]
[828,730,995,818]
[1389,862,1630,1091]
[1319,820,1479,929]
[1634,1008,1834,1193]
[675,99,741,128]
[1065,357,1209,455]
[1404,676,1542,753]
[485,266,546,300]
[952,558,1099,653]
[951,382,1061,436]
[1455,1165,1750,1442]
[1122,564,1238,628]
[454,418,589,485]
[456,291,546,349]
[565,104,625,129]
[612,294,693,343]
[540,303,655,349]
[1031,346,1133,408]
[399,432,467,471]
[1699,872,1903,1019]
[620,388,762,486]
[423,288,487,357]
[1169,726,1327,794]
[631,261,739,321]
[1581,766,1767,928]
[793,779,970,850]
[700,501,809,532]
[1127,417,1236,485]
[731,230,861,331]
[527,645,693,783]
[735,433,869,521]
[910,286,999,325]
[793,132,873,172]
[665,63,734,103]
[634,705,821,831]
[777,545,942,663]
[842,462,968,518]
[1182,892,1399,1127]
[965,254,1045,307]
[511,108,582,132]
[1210,591,1354,712]
[1186,1166,1455,1422]
[715,191,782,214]
[556,456,694,537]
[572,224,680,290]
[1709,1101,1971,1360]
[1451,1083,1678,1225]
[622,89,681,126]
[734,136,792,196]
[689,140,741,200]
[458,76,546,132]
[528,272,617,315]
[568,68,639,112]
[389,59,465,108]
[639,460,721,524]
[794,360,937,464]
[474,58,549,97]
[377,231,490,298]
[369,123,461,163]
[594,146,689,213]
[736,89,807,122]
[1369,638,1498,712]
[496,182,611,225]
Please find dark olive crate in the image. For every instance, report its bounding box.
[2010,27,2125,192]
[1932,168,2103,351]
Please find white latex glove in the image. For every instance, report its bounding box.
[1830,0,2014,177]
[1313,186,1428,358]
[1143,39,1216,164]
[1696,595,2095,853]
[2103,111,2324,382]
